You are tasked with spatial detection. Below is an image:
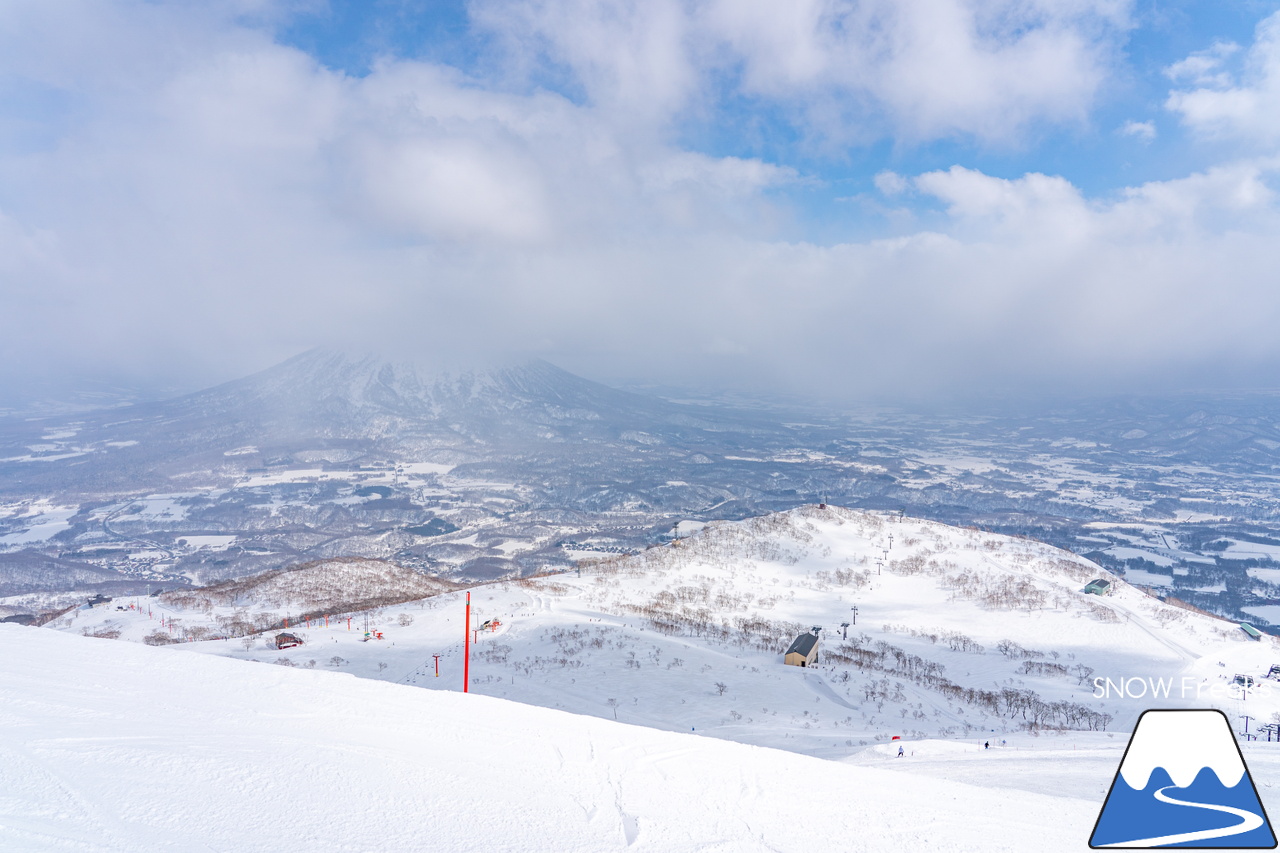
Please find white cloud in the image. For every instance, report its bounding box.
[0,2,807,385]
[1166,13,1280,144]
[873,171,909,196]
[912,166,1093,243]
[469,0,699,128]
[473,0,1133,145]
[1164,41,1239,87]
[711,0,1131,144]
[4,1,1280,400]
[1119,119,1156,142]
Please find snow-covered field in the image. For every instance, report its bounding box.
[0,624,1189,852]
[9,624,1280,852]
[25,506,1280,850]
[0,500,79,549]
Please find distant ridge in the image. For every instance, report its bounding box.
[0,347,780,495]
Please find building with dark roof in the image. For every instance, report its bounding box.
[784,632,819,667]
[275,633,303,649]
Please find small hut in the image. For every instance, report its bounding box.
[784,632,819,667]
[275,632,303,650]
[1084,579,1112,596]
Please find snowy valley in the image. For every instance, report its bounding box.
[15,505,1280,849]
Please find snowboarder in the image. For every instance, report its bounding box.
[984,741,989,749]
[897,745,904,757]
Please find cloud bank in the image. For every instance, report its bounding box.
[0,0,1277,401]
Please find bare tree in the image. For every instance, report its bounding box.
[714,681,728,696]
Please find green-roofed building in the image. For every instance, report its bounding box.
[1084,579,1112,596]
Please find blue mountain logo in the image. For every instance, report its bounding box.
[1091,709,1276,848]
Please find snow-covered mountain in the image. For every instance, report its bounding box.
[12,348,1280,633]
[0,348,769,492]
[58,506,1280,751]
[161,347,736,443]
[0,348,817,595]
[23,505,1280,850]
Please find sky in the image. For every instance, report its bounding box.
[3,0,1280,403]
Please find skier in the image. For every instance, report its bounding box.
[984,741,989,749]
[897,745,904,757]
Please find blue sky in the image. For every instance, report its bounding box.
[3,0,1280,400]
[271,1,1270,199]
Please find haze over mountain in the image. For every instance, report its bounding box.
[9,348,1280,633]
[0,347,788,491]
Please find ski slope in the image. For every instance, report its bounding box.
[1,624,1128,852]
[18,506,1280,850]
[58,506,1280,757]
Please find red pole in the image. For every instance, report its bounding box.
[434,654,441,677]
[464,592,471,693]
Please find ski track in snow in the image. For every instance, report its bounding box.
[803,671,859,712]
[1100,597,1199,663]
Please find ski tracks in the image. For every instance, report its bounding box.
[0,740,199,852]
[1103,599,1198,662]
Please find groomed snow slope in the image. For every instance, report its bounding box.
[2,625,1095,853]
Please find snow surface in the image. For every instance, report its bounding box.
[55,506,1280,750]
[1107,547,1175,568]
[178,534,236,550]
[0,502,78,547]
[1243,605,1280,625]
[1249,568,1280,585]
[20,506,1280,850]
[2,625,1098,852]
[1223,540,1280,561]
[1120,567,1173,587]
